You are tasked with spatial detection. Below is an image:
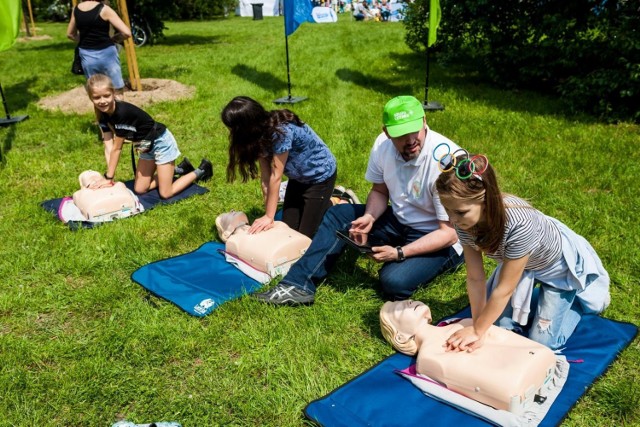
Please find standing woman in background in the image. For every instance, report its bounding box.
[67,0,131,98]
[222,96,337,238]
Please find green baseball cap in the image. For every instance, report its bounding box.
[382,96,425,137]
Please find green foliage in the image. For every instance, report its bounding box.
[403,0,640,123]
[1,17,639,426]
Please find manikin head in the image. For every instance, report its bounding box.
[379,300,432,355]
[78,170,104,188]
[216,210,250,242]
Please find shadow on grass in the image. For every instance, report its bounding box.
[1,77,39,113]
[0,125,17,166]
[158,34,222,46]
[335,68,413,97]
[19,41,72,52]
[231,64,288,93]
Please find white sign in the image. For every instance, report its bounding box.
[312,6,338,23]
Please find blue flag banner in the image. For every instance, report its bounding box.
[284,0,314,36]
[0,0,21,52]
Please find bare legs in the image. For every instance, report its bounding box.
[134,159,197,199]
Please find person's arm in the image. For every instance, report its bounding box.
[102,5,132,42]
[91,135,125,188]
[350,182,389,234]
[398,220,458,259]
[258,157,270,203]
[473,255,529,335]
[66,11,79,42]
[250,152,288,233]
[445,255,530,352]
[100,129,115,169]
[462,245,487,319]
[369,216,459,263]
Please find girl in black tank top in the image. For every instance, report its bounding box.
[84,74,213,199]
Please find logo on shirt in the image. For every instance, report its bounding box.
[115,124,136,132]
[411,179,422,198]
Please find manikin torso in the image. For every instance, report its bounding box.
[415,319,556,414]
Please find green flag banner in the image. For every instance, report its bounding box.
[0,0,22,52]
[428,0,441,47]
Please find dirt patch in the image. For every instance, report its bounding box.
[37,78,196,115]
[16,35,53,42]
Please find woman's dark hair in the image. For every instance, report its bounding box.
[434,154,506,253]
[221,96,304,183]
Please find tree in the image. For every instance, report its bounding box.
[403,0,640,122]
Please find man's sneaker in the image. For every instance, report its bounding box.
[196,158,213,182]
[343,188,361,204]
[175,157,195,176]
[253,284,315,305]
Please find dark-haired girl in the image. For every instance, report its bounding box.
[222,96,337,238]
[434,153,610,351]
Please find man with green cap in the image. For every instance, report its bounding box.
[255,95,463,305]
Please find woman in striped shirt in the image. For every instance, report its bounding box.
[434,154,610,351]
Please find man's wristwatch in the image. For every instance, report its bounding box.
[396,246,405,261]
[104,172,114,180]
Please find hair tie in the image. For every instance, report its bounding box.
[432,144,488,181]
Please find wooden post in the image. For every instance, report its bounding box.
[21,0,31,37]
[26,0,36,36]
[117,0,142,91]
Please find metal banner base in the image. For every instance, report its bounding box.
[423,101,444,111]
[273,96,307,105]
[0,115,29,126]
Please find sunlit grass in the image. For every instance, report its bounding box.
[0,15,638,426]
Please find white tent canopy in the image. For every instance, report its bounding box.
[236,0,281,17]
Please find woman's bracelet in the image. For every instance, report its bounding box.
[104,173,114,180]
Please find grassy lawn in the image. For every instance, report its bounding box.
[1,15,638,426]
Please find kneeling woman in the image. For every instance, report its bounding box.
[434,152,610,351]
[85,74,212,197]
[221,96,337,238]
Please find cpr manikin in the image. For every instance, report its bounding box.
[379,300,557,415]
[57,170,141,223]
[216,211,311,279]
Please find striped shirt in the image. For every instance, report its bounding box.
[456,195,562,270]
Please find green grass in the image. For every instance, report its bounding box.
[1,15,639,426]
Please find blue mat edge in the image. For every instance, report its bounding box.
[40,180,209,230]
[303,313,638,427]
[130,241,265,317]
[130,241,216,318]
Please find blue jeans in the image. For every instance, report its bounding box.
[496,285,583,350]
[280,204,463,300]
[138,129,181,165]
[79,45,125,90]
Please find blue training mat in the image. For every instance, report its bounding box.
[131,242,262,317]
[40,180,208,230]
[304,307,637,427]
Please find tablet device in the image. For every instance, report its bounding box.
[336,230,374,254]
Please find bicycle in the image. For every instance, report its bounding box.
[130,14,151,47]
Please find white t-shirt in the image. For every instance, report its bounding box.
[364,127,461,233]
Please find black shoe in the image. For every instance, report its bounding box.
[175,157,195,176]
[253,284,315,305]
[196,158,213,182]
